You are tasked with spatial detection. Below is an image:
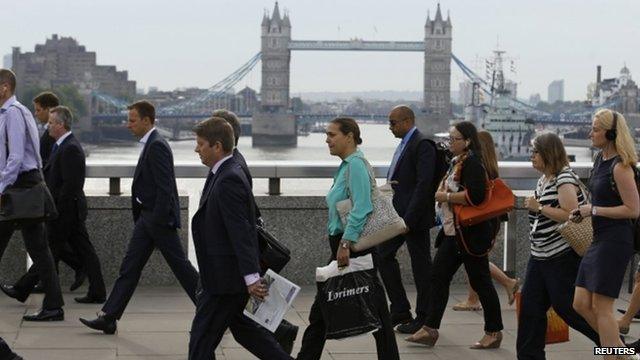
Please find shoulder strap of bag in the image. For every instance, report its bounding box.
[342,155,376,199]
[567,169,591,203]
[9,104,45,180]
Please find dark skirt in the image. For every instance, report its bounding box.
[575,225,634,298]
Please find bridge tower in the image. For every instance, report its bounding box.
[253,2,297,146]
[422,4,452,130]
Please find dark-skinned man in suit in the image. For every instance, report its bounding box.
[189,117,291,360]
[211,109,298,354]
[80,100,199,334]
[377,105,436,334]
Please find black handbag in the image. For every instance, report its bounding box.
[257,225,290,274]
[0,180,58,222]
[0,105,58,222]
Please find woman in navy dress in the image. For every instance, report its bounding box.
[572,109,640,359]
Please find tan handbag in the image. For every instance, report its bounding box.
[556,173,593,256]
[336,156,406,252]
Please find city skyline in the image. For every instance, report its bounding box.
[2,0,638,101]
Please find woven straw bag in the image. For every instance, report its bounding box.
[557,173,593,256]
[336,156,406,252]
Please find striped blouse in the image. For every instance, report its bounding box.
[528,167,586,259]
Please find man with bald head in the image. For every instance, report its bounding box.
[378,105,436,334]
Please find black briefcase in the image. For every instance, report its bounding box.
[257,226,291,274]
[0,182,58,222]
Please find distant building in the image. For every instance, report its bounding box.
[528,93,541,106]
[11,34,135,99]
[548,80,564,103]
[505,80,518,98]
[458,81,473,106]
[2,54,11,68]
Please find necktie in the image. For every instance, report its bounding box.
[200,172,215,206]
[51,143,59,156]
[387,141,404,181]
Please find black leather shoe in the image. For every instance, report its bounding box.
[390,312,413,327]
[274,319,298,355]
[80,315,117,334]
[70,271,86,292]
[32,282,44,294]
[0,284,28,303]
[396,316,426,334]
[618,308,640,320]
[74,295,106,304]
[23,308,64,322]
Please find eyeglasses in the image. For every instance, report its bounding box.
[448,136,464,142]
[388,118,406,126]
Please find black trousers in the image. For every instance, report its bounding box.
[297,234,400,360]
[377,230,431,317]
[425,235,503,332]
[0,336,18,360]
[15,218,106,298]
[102,214,198,319]
[0,218,63,309]
[188,292,291,360]
[516,251,600,360]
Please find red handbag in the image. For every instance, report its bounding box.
[453,178,515,227]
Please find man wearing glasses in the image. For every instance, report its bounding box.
[377,105,437,334]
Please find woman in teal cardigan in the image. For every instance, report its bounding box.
[296,117,399,360]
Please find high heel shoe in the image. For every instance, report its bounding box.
[507,278,520,306]
[405,325,439,347]
[470,331,502,349]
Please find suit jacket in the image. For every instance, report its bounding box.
[43,133,88,222]
[233,148,261,219]
[131,129,181,228]
[40,130,56,168]
[191,157,261,294]
[389,129,436,231]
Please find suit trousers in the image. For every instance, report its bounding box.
[0,219,63,309]
[377,230,431,317]
[296,234,400,360]
[188,292,292,360]
[15,218,106,298]
[102,214,198,319]
[0,336,18,359]
[425,235,503,332]
[516,251,600,360]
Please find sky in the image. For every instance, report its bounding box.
[3,0,639,101]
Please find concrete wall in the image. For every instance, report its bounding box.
[1,194,635,293]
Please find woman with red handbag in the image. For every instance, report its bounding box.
[406,121,503,349]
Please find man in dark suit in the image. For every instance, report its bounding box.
[80,100,199,334]
[377,105,436,334]
[189,117,291,360]
[34,92,85,291]
[212,109,298,354]
[5,106,106,304]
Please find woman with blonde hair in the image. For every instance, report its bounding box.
[572,109,640,359]
[452,131,520,311]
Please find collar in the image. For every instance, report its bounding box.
[0,96,16,112]
[401,126,418,145]
[139,127,156,144]
[211,154,233,175]
[56,131,72,146]
[343,148,364,163]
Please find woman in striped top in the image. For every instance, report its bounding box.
[517,133,599,359]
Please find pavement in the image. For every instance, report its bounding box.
[0,285,635,359]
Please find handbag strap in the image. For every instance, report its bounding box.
[8,104,46,181]
[566,169,591,203]
[343,154,377,199]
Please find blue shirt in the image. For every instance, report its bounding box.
[387,126,417,180]
[0,96,41,193]
[326,149,373,242]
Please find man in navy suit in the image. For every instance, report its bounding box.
[81,101,199,334]
[377,105,436,334]
[189,117,291,360]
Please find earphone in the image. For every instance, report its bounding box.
[605,111,618,141]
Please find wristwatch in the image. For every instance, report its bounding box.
[537,205,544,214]
[591,206,597,217]
[340,240,350,249]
